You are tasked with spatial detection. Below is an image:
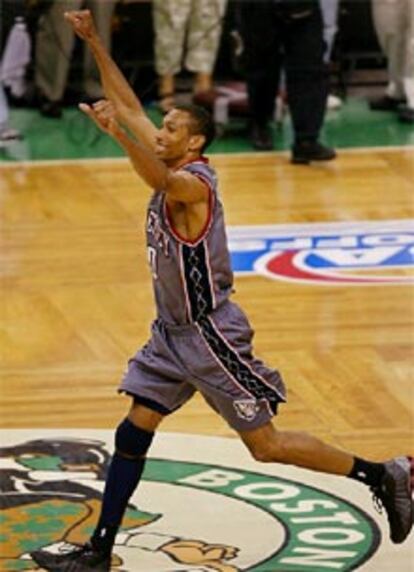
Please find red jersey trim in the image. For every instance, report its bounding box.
[163,176,215,247]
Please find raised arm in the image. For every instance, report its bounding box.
[81,100,208,205]
[64,10,158,150]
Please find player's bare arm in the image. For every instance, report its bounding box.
[80,101,210,241]
[64,9,157,151]
[114,128,208,204]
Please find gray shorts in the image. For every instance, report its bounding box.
[120,301,286,432]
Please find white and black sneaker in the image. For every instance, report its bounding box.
[30,542,111,571]
[371,456,414,544]
[0,127,22,147]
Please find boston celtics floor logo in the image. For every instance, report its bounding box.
[0,431,382,571]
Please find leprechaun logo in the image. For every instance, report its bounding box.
[0,432,381,571]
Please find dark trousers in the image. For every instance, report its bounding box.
[239,1,328,143]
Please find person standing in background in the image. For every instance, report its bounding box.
[370,0,414,123]
[35,0,117,118]
[0,14,28,144]
[153,0,227,113]
[238,0,336,163]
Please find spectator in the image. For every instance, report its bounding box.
[370,0,414,123]
[0,15,29,145]
[35,0,117,118]
[153,0,227,113]
[238,0,336,164]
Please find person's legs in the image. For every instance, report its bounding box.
[186,0,227,92]
[35,0,82,111]
[284,4,335,163]
[153,0,191,112]
[238,1,281,150]
[83,0,116,99]
[240,422,354,475]
[31,321,196,569]
[0,83,22,143]
[90,402,163,553]
[158,74,175,113]
[0,83,9,131]
[189,301,413,546]
[319,0,342,110]
[399,0,414,121]
[239,422,413,544]
[30,401,164,569]
[319,0,339,64]
[371,0,406,108]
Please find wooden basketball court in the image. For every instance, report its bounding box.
[1,147,413,460]
[1,147,414,571]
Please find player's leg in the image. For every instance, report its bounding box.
[239,421,413,544]
[191,302,413,546]
[31,322,196,570]
[239,421,353,474]
[89,400,164,555]
[30,400,164,571]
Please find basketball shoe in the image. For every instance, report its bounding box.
[371,456,414,544]
[30,542,110,571]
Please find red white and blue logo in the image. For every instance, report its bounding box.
[228,220,414,286]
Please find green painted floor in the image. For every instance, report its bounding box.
[1,96,413,162]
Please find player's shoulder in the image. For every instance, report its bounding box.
[180,157,217,188]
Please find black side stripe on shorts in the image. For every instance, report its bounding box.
[198,316,283,413]
[181,241,214,322]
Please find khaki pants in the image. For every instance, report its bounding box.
[153,0,227,76]
[372,0,414,107]
[36,0,116,102]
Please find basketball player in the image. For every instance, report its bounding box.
[30,10,413,572]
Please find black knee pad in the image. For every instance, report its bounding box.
[115,418,154,459]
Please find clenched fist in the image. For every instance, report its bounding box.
[64,10,98,44]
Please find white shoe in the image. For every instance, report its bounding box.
[327,94,342,110]
[0,127,23,143]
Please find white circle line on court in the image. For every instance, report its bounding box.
[1,430,412,572]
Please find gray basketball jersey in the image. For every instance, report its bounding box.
[146,159,234,325]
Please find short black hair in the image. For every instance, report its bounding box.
[175,104,216,153]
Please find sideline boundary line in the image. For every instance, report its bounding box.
[1,144,414,168]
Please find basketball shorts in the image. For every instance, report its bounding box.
[120,301,286,432]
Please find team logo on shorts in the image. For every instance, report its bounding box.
[1,430,383,571]
[233,399,259,421]
[228,219,414,285]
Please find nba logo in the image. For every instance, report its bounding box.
[228,220,414,286]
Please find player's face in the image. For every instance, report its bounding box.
[155,109,196,162]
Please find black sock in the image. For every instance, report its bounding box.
[348,457,385,488]
[91,452,146,554]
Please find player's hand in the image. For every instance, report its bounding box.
[79,99,120,137]
[64,10,98,43]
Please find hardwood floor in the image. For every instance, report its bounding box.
[1,148,413,461]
